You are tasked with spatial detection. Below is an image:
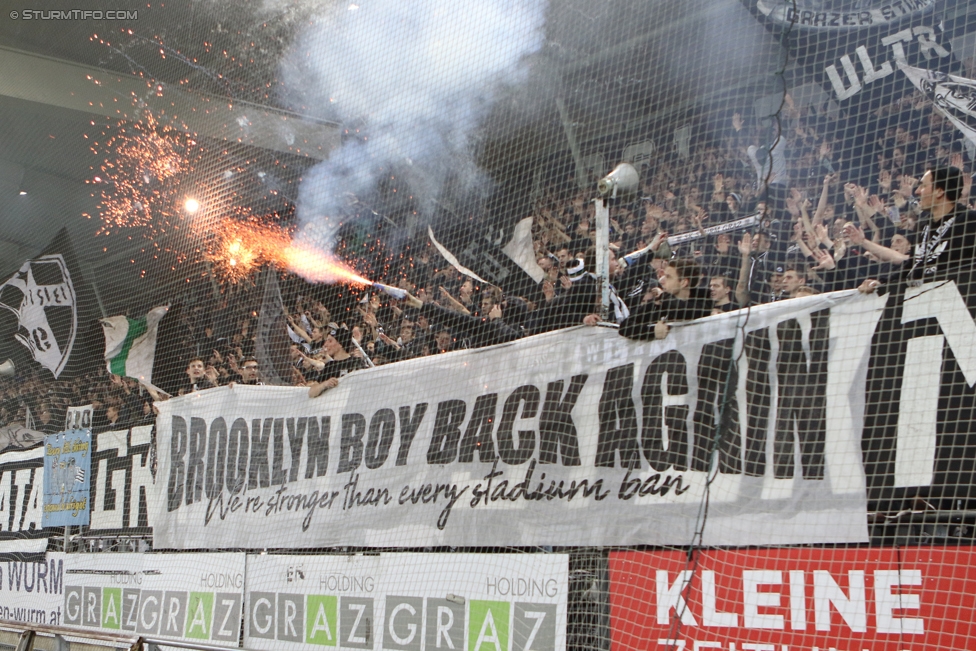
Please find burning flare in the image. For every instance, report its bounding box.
[89,106,372,287]
[210,218,372,286]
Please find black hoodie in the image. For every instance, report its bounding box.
[617,286,713,341]
[419,301,522,349]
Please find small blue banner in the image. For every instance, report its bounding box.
[42,428,92,527]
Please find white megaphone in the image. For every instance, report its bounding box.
[0,359,14,377]
[597,162,640,199]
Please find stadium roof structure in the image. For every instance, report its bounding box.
[0,0,791,313]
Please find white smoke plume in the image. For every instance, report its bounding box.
[280,0,547,258]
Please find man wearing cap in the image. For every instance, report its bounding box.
[528,245,639,333]
[726,192,743,217]
[524,255,596,334]
[307,325,369,398]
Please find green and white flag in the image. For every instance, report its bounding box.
[100,306,168,384]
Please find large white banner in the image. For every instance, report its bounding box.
[0,445,47,561]
[63,553,245,646]
[0,423,157,560]
[244,553,568,651]
[0,552,65,625]
[88,424,158,534]
[152,290,880,550]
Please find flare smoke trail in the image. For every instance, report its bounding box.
[280,0,547,270]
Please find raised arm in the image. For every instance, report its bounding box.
[849,186,875,241]
[799,197,818,245]
[287,314,313,342]
[813,173,835,224]
[843,223,909,263]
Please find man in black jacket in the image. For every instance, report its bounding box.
[524,256,598,334]
[307,325,370,398]
[530,238,668,334]
[618,258,712,341]
[395,291,523,350]
[848,166,976,292]
[236,356,263,385]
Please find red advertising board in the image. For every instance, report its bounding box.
[609,547,976,651]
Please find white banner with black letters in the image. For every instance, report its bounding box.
[89,424,157,535]
[152,290,883,550]
[0,445,47,561]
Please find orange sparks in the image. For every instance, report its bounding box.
[208,218,371,286]
[206,218,289,281]
[90,109,198,238]
[90,101,371,288]
[281,242,372,286]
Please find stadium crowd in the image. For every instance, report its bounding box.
[1,88,974,436]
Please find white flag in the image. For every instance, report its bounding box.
[501,217,546,283]
[427,225,492,284]
[100,306,169,384]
